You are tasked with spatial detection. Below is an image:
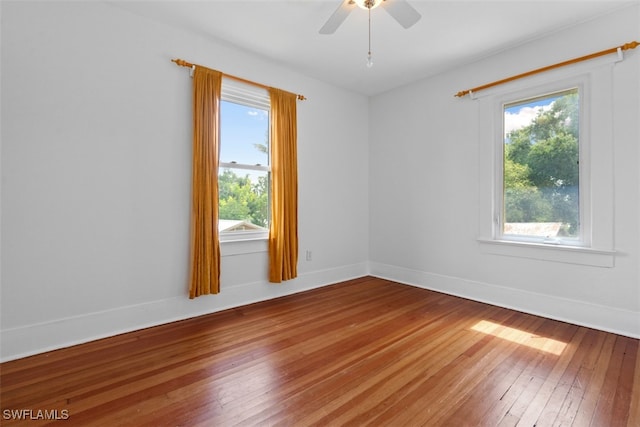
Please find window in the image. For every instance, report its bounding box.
[219,79,270,242]
[477,65,615,267]
[501,88,583,246]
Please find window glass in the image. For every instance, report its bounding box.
[502,88,580,242]
[219,88,270,238]
[220,101,269,166]
[218,167,269,231]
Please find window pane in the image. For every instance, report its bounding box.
[218,167,269,232]
[219,100,269,166]
[503,89,580,240]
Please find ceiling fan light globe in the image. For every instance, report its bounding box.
[354,0,383,10]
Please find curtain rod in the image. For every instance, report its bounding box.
[172,58,306,101]
[455,40,639,98]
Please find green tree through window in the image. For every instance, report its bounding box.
[503,89,580,238]
[218,169,269,228]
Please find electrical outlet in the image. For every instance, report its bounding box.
[306,250,312,261]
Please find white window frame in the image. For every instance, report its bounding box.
[218,78,270,245]
[477,60,617,267]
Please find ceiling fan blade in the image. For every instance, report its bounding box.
[319,0,356,34]
[381,0,421,29]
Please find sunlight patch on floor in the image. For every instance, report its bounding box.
[471,320,567,355]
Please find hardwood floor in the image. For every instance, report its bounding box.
[1,276,638,426]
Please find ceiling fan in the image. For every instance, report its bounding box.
[319,0,421,68]
[319,0,421,35]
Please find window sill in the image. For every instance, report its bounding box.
[477,238,615,267]
[220,237,268,256]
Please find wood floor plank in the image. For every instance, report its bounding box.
[612,337,638,425]
[629,337,640,427]
[533,327,587,426]
[1,276,637,426]
[590,335,636,427]
[456,322,566,426]
[571,333,617,427]
[551,328,603,427]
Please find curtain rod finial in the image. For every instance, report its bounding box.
[622,41,639,51]
[172,58,194,68]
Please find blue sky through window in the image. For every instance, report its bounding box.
[220,100,269,166]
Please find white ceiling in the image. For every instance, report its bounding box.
[111,0,637,96]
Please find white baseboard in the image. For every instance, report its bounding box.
[369,262,640,339]
[0,262,369,362]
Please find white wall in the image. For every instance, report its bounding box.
[369,5,640,338]
[0,1,370,361]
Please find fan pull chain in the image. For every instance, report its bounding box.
[367,6,373,68]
